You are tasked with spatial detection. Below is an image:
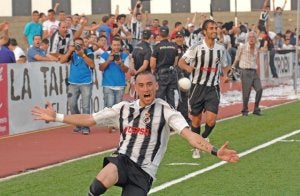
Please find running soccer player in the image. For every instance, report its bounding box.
[178,19,230,159]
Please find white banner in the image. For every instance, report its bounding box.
[8,62,103,135]
[259,50,295,80]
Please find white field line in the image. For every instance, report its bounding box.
[280,139,300,142]
[149,129,300,194]
[0,100,296,182]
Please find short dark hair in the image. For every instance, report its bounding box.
[112,36,121,43]
[39,12,45,18]
[175,21,182,28]
[135,71,156,81]
[99,35,107,39]
[42,38,49,44]
[102,15,109,23]
[9,38,18,46]
[48,9,55,14]
[33,34,42,40]
[74,37,84,43]
[202,19,216,31]
[117,14,126,21]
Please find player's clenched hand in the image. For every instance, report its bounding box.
[185,66,194,73]
[31,101,56,122]
[217,141,239,163]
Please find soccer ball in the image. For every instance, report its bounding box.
[178,77,191,92]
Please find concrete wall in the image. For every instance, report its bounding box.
[0,0,294,16]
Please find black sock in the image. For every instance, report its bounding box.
[191,126,201,135]
[88,178,107,196]
[202,124,215,138]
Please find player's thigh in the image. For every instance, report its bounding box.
[96,163,119,189]
[204,87,220,114]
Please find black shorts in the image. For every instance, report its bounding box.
[103,154,153,196]
[188,84,220,116]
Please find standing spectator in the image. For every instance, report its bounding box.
[284,30,297,46]
[258,0,270,32]
[27,35,57,62]
[0,35,16,63]
[162,19,169,28]
[71,14,81,32]
[115,14,132,49]
[273,33,283,49]
[42,9,59,39]
[184,23,202,47]
[272,0,287,34]
[58,11,66,22]
[170,21,183,40]
[32,71,239,196]
[23,10,43,49]
[97,16,113,46]
[99,36,129,108]
[231,31,263,116]
[61,37,95,134]
[150,19,160,38]
[174,31,190,124]
[8,38,26,63]
[39,12,47,24]
[131,29,152,76]
[94,35,109,58]
[49,21,74,58]
[131,1,144,48]
[259,31,278,78]
[178,19,230,159]
[282,37,294,49]
[150,26,178,108]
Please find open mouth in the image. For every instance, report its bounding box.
[144,93,151,99]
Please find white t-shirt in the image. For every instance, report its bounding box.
[43,20,59,37]
[13,46,26,61]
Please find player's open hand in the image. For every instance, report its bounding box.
[217,141,239,163]
[31,101,56,122]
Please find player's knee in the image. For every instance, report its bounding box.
[206,120,215,127]
[88,178,107,196]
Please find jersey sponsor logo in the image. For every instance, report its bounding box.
[123,126,150,136]
[200,67,217,72]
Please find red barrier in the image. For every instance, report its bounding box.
[0,64,9,137]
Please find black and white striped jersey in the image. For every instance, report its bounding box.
[182,40,228,86]
[92,98,189,180]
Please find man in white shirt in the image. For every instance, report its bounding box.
[43,9,59,39]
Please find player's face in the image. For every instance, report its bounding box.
[204,23,218,40]
[135,73,158,107]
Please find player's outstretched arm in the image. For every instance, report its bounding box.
[180,128,239,163]
[31,101,96,127]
